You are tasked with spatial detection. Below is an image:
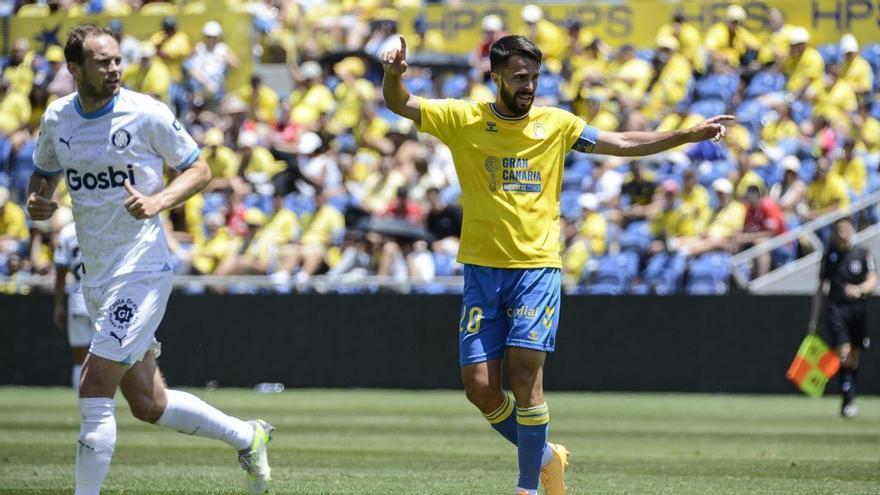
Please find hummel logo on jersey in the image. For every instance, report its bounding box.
[59,135,73,149]
[66,164,135,191]
[485,121,497,132]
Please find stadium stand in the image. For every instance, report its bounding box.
[1,2,879,295]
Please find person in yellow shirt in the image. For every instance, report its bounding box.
[520,4,568,73]
[839,34,874,96]
[735,153,768,198]
[644,34,692,120]
[649,180,697,254]
[761,104,799,146]
[277,189,345,282]
[201,128,243,191]
[0,187,29,257]
[756,8,796,66]
[331,56,376,132]
[289,61,335,130]
[704,5,760,68]
[676,178,746,256]
[237,131,286,183]
[382,33,733,494]
[560,218,589,280]
[607,44,653,102]
[216,194,300,275]
[1,39,37,96]
[411,15,445,53]
[149,16,193,84]
[855,101,880,169]
[235,75,280,124]
[681,170,711,232]
[810,64,857,122]
[577,193,607,256]
[783,27,824,94]
[831,139,867,196]
[572,90,618,132]
[0,78,30,131]
[191,212,240,274]
[805,159,850,220]
[656,11,704,74]
[565,38,607,99]
[122,43,171,102]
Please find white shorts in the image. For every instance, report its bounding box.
[84,270,172,366]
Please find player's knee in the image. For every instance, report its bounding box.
[128,395,167,423]
[462,377,495,409]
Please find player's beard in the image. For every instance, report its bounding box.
[78,71,120,101]
[497,80,533,117]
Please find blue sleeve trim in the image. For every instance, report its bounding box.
[34,165,64,177]
[175,148,200,171]
[572,124,600,154]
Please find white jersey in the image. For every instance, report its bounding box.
[33,89,199,288]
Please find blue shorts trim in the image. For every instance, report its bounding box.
[458,264,561,366]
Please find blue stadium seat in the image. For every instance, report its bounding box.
[695,73,739,101]
[432,251,457,277]
[817,43,840,65]
[619,221,651,254]
[735,99,767,134]
[404,75,433,98]
[285,193,316,216]
[685,252,731,295]
[744,70,785,100]
[560,190,582,220]
[536,73,562,99]
[442,74,468,99]
[861,44,880,73]
[562,158,592,191]
[642,252,686,294]
[691,99,726,118]
[10,139,36,203]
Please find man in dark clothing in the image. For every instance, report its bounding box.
[809,218,877,418]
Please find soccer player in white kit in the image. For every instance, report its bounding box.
[26,25,273,495]
[53,217,94,392]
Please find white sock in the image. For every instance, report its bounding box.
[541,443,553,466]
[72,365,83,394]
[75,398,116,495]
[156,389,254,451]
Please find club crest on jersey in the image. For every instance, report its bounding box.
[849,260,862,274]
[111,129,132,150]
[533,122,545,139]
[109,298,138,330]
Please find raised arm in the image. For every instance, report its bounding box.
[381,35,421,126]
[592,115,735,157]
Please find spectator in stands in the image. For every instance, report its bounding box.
[188,21,239,110]
[736,185,787,275]
[561,217,589,280]
[1,38,41,96]
[217,192,298,276]
[649,180,696,253]
[385,187,422,226]
[578,193,607,257]
[277,187,345,283]
[832,138,867,196]
[331,56,375,132]
[676,178,745,256]
[472,15,507,80]
[839,34,874,96]
[289,61,334,131]
[122,42,171,102]
[587,157,624,208]
[618,160,657,225]
[237,130,285,186]
[761,103,799,153]
[425,186,461,255]
[0,77,30,132]
[608,44,652,103]
[150,16,193,114]
[735,152,768,198]
[644,33,692,120]
[109,19,141,69]
[681,169,711,231]
[854,101,880,170]
[804,158,850,221]
[235,75,279,125]
[411,15,445,54]
[704,5,759,68]
[363,12,400,59]
[0,186,28,258]
[770,155,807,219]
[811,64,858,123]
[191,211,237,275]
[783,27,824,95]
[41,45,75,99]
[756,8,795,67]
[295,131,342,195]
[656,10,704,74]
[201,127,244,192]
[520,4,567,73]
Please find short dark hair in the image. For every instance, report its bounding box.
[489,35,542,73]
[834,217,854,228]
[64,24,114,65]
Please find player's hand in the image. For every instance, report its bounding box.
[53,303,67,331]
[381,35,408,76]
[26,182,58,221]
[123,180,162,220]
[844,284,863,299]
[688,115,736,143]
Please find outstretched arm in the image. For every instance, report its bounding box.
[381,35,421,126]
[592,115,736,157]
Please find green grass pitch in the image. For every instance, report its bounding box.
[1,387,878,494]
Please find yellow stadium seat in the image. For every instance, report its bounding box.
[139,2,178,16]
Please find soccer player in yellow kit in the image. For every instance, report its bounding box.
[382,35,732,495]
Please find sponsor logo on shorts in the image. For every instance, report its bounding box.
[507,306,538,319]
[109,298,139,331]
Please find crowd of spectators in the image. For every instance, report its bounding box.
[1,1,879,294]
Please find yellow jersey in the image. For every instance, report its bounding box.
[417,98,594,269]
